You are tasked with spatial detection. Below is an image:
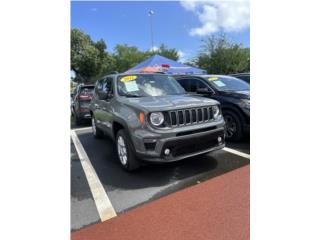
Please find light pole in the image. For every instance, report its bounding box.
[148,10,155,53]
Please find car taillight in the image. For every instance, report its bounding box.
[79,94,90,100]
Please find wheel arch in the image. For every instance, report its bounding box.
[221,104,247,123]
[113,121,125,139]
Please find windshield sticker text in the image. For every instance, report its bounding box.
[214,80,226,87]
[124,81,139,92]
[121,75,137,82]
[208,77,218,81]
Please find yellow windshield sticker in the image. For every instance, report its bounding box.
[208,77,218,81]
[120,75,137,82]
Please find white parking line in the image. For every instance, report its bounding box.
[71,130,117,222]
[74,126,92,131]
[222,147,250,159]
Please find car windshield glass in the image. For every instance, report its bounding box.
[206,76,249,91]
[117,74,186,97]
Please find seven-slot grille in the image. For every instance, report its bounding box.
[169,106,216,127]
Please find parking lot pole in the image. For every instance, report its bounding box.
[148,10,155,52]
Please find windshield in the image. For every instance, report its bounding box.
[117,74,186,97]
[206,76,249,91]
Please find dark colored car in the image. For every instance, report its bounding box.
[72,84,95,125]
[174,75,250,141]
[90,73,226,171]
[229,73,250,84]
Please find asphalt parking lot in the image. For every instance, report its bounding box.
[71,125,250,232]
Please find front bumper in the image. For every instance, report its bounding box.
[134,124,225,162]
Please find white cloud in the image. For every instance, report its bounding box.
[149,46,159,52]
[180,0,250,36]
[178,50,188,62]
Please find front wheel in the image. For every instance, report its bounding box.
[116,129,140,171]
[223,110,243,141]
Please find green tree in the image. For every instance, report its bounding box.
[148,43,179,61]
[195,34,250,74]
[71,29,115,83]
[112,44,148,73]
[71,28,182,78]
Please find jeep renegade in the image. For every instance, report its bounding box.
[90,73,225,171]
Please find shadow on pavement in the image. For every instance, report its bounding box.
[77,132,249,191]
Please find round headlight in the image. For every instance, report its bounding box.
[213,105,221,119]
[150,112,164,126]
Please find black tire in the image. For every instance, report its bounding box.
[223,110,243,141]
[116,129,140,171]
[75,114,81,126]
[92,116,104,138]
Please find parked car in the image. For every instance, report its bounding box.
[70,93,74,115]
[72,84,95,125]
[90,73,226,171]
[174,75,250,141]
[229,73,250,84]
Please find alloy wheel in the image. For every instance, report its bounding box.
[117,136,128,165]
[92,117,97,135]
[225,115,237,138]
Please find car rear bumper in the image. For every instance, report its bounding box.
[135,127,225,162]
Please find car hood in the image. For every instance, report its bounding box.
[219,90,250,99]
[121,94,219,111]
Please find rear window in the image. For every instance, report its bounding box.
[79,100,90,107]
[80,86,94,95]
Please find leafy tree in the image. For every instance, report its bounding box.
[71,29,97,82]
[71,29,116,83]
[195,34,250,74]
[147,43,179,61]
[112,44,148,73]
[71,29,182,79]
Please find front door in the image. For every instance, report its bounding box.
[98,76,114,138]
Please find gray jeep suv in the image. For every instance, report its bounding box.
[90,73,226,171]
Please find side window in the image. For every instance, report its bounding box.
[189,79,198,92]
[96,76,114,100]
[177,79,190,92]
[94,79,104,99]
[97,80,103,91]
[103,77,113,95]
[189,79,209,92]
[177,78,209,92]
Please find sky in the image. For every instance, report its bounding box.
[71,1,250,62]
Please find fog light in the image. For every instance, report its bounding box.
[218,136,222,143]
[164,148,170,155]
